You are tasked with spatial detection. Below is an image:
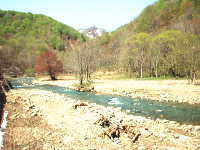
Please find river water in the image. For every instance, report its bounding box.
[11,78,200,125]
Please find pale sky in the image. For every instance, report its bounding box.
[0,0,158,31]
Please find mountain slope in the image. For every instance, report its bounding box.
[0,10,85,75]
[115,0,200,36]
[102,0,200,53]
[0,10,85,50]
[95,0,200,79]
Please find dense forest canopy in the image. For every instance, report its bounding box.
[0,10,85,47]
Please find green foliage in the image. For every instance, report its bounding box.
[131,32,151,47]
[0,10,85,51]
[135,5,156,32]
[98,0,200,80]
[0,37,5,45]
[114,0,199,34]
[74,80,94,88]
[98,32,111,45]
[25,68,35,77]
[0,9,85,75]
[135,76,186,80]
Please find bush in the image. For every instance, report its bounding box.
[25,68,35,77]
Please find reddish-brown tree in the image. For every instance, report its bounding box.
[35,51,63,80]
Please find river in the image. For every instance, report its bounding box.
[11,77,200,125]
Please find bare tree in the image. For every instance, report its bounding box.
[71,41,100,85]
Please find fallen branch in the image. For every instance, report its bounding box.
[94,115,111,128]
[121,124,136,138]
[73,103,88,109]
[132,133,141,143]
[102,126,120,140]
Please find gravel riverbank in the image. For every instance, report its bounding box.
[4,89,200,150]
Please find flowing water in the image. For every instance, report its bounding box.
[11,78,200,125]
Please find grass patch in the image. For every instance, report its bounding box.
[95,71,187,80]
[135,76,187,80]
[95,72,132,80]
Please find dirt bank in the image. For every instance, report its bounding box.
[4,89,200,150]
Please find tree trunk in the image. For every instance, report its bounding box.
[80,77,83,85]
[192,70,196,84]
[50,73,56,80]
[140,63,143,78]
[86,65,90,82]
[155,69,158,78]
[155,62,158,78]
[0,72,3,80]
[79,66,84,85]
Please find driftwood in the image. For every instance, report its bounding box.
[94,115,111,128]
[77,86,95,92]
[122,124,142,143]
[73,103,88,109]
[121,125,137,138]
[101,123,142,143]
[102,126,120,140]
[132,133,141,143]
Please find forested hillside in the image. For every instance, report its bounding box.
[0,0,199,82]
[114,0,200,36]
[95,0,200,82]
[127,0,199,33]
[0,10,85,75]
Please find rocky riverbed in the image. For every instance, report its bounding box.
[4,88,200,150]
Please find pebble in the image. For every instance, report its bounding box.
[113,138,121,144]
[140,129,152,137]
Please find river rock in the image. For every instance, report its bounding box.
[174,134,189,141]
[140,128,152,137]
[113,138,121,144]
[193,126,200,132]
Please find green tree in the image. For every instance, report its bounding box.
[130,33,151,78]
